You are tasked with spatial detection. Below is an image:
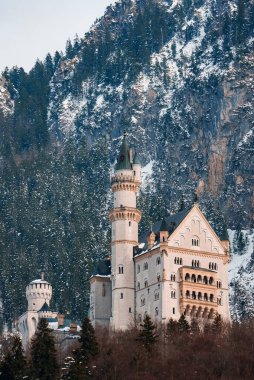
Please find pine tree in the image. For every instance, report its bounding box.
[190,318,200,335]
[211,313,223,335]
[137,315,157,352]
[69,317,99,379]
[30,318,59,380]
[167,318,179,338]
[0,335,27,380]
[178,314,190,334]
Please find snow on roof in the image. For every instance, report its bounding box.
[30,279,50,284]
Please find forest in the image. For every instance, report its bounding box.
[0,315,254,380]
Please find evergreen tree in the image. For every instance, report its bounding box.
[137,315,157,352]
[0,335,27,380]
[30,318,59,380]
[190,318,200,334]
[178,314,190,334]
[167,317,179,338]
[211,313,223,335]
[69,317,99,379]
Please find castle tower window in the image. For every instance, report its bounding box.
[119,265,124,274]
[137,265,140,274]
[173,308,175,314]
[129,307,132,313]
[102,283,106,297]
[120,293,123,299]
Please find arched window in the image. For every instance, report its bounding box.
[156,257,161,265]
[120,293,123,299]
[155,292,159,301]
[192,291,196,300]
[210,294,214,302]
[171,274,176,281]
[173,307,175,314]
[141,296,145,306]
[217,281,222,288]
[217,298,222,305]
[171,291,176,298]
[157,274,161,282]
[209,277,214,285]
[138,314,142,323]
[129,221,131,227]
[137,282,140,290]
[186,290,190,299]
[119,265,124,274]
[180,258,183,265]
[144,280,148,288]
[137,265,140,274]
[198,292,202,300]
[203,276,208,285]
[185,273,190,281]
[191,274,196,283]
[204,293,208,301]
[197,275,202,283]
[144,262,148,270]
[192,237,200,247]
[155,307,159,316]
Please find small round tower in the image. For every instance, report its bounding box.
[26,272,52,311]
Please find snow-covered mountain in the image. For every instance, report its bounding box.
[0,0,253,320]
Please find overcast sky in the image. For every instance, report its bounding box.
[0,0,115,73]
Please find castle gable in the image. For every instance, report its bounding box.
[167,205,225,255]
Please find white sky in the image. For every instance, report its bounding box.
[0,0,115,73]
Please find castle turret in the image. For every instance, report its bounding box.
[26,273,52,311]
[109,133,142,330]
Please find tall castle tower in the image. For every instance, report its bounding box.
[109,133,142,330]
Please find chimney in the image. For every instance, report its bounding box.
[57,313,65,327]
[69,321,77,334]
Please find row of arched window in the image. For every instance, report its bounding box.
[174,257,183,265]
[192,260,200,268]
[192,238,199,246]
[209,262,217,270]
[185,290,214,302]
[185,273,214,285]
[170,274,176,281]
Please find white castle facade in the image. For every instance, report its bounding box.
[90,134,231,330]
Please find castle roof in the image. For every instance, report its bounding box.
[115,133,132,171]
[92,259,111,277]
[39,302,50,312]
[133,152,141,165]
[136,208,191,255]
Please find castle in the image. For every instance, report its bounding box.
[90,134,231,329]
[17,273,80,349]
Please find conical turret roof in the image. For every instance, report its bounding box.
[115,132,132,170]
[133,151,141,165]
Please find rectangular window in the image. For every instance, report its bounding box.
[129,307,132,313]
[173,308,175,314]
[120,293,123,299]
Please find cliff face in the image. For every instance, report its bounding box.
[0,0,253,320]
